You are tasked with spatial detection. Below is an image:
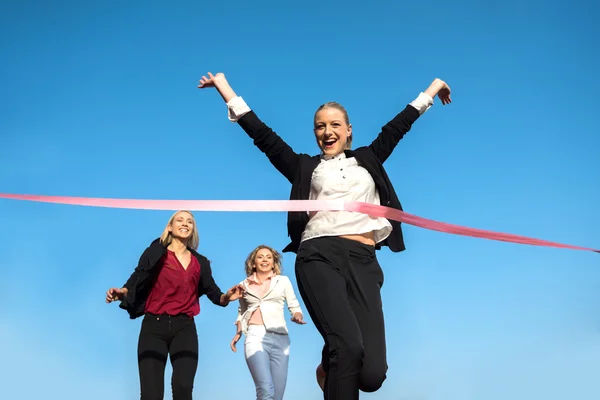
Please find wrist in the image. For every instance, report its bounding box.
[424,79,445,99]
[213,77,229,91]
[433,78,447,92]
[215,80,237,103]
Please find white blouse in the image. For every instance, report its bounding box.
[226,92,434,244]
[301,152,392,243]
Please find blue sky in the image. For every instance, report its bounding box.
[1,1,599,399]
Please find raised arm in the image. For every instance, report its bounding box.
[369,78,452,163]
[198,72,301,183]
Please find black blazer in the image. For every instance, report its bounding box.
[237,104,422,254]
[119,238,225,319]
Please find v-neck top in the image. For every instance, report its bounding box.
[144,250,201,317]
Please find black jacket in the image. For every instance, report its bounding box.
[119,238,225,319]
[237,104,422,254]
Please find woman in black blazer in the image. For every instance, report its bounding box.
[199,73,451,400]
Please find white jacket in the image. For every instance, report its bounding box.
[236,275,302,335]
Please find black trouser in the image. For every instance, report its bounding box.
[137,313,199,400]
[295,236,387,400]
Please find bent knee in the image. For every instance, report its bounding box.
[359,367,387,392]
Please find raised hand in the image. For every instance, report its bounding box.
[197,71,237,103]
[198,72,225,89]
[436,81,452,105]
[425,78,452,105]
[105,287,128,303]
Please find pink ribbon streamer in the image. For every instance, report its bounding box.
[0,192,597,253]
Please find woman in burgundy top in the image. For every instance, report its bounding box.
[105,210,243,400]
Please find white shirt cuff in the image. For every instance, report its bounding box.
[409,92,434,115]
[227,96,251,122]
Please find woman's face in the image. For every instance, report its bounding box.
[314,107,352,156]
[168,211,195,242]
[253,248,274,274]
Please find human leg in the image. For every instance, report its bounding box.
[295,237,365,400]
[245,325,276,400]
[169,316,199,400]
[138,315,170,400]
[344,241,388,392]
[269,332,290,400]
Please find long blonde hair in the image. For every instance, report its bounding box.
[244,245,283,276]
[159,210,199,250]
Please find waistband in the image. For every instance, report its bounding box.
[300,235,376,256]
[144,312,193,320]
[247,324,288,335]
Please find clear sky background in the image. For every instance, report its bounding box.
[1,1,599,399]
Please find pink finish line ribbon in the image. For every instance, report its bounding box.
[0,193,597,253]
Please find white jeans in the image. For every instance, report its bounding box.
[244,325,291,400]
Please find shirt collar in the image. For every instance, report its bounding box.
[246,271,276,285]
[320,151,347,161]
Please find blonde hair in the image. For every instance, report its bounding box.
[159,210,199,250]
[244,245,283,276]
[314,101,352,149]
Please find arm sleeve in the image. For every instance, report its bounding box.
[199,260,225,307]
[283,277,302,315]
[368,92,434,163]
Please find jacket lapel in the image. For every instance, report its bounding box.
[242,280,260,299]
[263,275,281,299]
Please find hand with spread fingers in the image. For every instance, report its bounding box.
[225,284,245,302]
[198,72,227,89]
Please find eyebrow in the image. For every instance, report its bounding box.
[316,119,342,123]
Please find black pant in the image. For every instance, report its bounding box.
[137,313,199,400]
[295,236,388,400]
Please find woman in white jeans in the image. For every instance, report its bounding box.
[231,245,306,400]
